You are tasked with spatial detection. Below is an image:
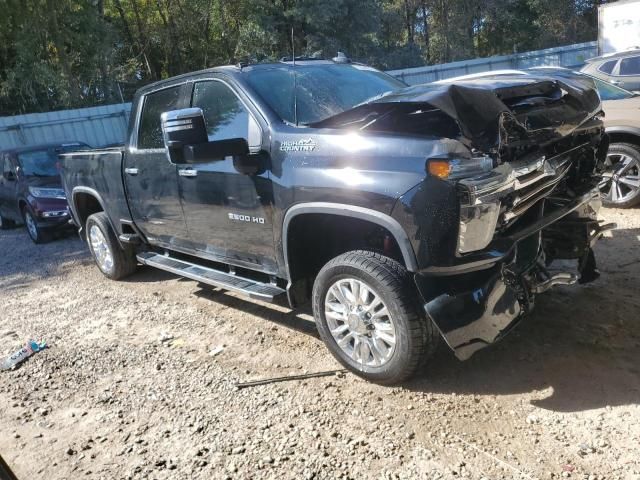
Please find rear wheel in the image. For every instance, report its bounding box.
[601,143,640,208]
[86,212,137,280]
[312,250,439,385]
[22,206,49,244]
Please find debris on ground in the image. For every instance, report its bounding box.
[1,339,46,371]
[235,369,347,389]
[208,345,224,357]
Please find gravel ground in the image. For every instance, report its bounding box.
[1,207,639,480]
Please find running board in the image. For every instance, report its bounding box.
[137,252,285,302]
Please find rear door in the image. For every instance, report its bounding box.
[613,55,640,90]
[124,85,190,248]
[176,78,277,274]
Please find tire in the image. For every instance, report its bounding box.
[86,212,137,280]
[601,143,640,208]
[312,250,439,385]
[0,214,16,230]
[22,206,50,244]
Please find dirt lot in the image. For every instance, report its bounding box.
[1,207,639,480]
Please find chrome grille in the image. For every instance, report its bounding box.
[500,144,586,225]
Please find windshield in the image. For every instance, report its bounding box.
[17,149,60,177]
[592,77,634,101]
[245,64,405,125]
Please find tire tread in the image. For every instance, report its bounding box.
[86,212,137,280]
[313,250,438,384]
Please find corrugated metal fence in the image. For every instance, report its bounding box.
[388,41,598,85]
[0,103,131,150]
[0,41,598,148]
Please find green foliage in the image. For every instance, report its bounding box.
[0,0,602,116]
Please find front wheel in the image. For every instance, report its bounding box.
[312,250,439,385]
[22,206,49,244]
[86,212,137,280]
[600,143,640,208]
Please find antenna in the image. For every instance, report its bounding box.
[292,26,298,126]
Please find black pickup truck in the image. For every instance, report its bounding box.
[60,58,612,384]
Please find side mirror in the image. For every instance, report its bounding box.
[184,138,249,163]
[161,108,209,163]
[3,171,16,182]
[161,107,261,170]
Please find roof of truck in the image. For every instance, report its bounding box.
[134,59,365,96]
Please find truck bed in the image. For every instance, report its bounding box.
[59,147,133,236]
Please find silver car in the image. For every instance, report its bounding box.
[581,48,640,92]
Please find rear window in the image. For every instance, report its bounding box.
[598,60,618,75]
[138,86,182,149]
[619,56,640,76]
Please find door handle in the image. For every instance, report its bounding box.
[610,80,621,86]
[178,168,198,177]
[124,167,139,175]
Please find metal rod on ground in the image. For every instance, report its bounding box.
[235,369,347,389]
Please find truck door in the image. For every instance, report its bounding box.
[176,79,277,274]
[124,84,191,248]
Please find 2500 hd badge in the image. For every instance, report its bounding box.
[60,58,612,385]
[228,212,265,224]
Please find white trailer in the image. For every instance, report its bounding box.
[599,0,640,55]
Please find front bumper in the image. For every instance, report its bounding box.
[29,198,73,230]
[417,188,613,360]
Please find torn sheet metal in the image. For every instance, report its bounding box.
[424,270,523,361]
[315,74,602,153]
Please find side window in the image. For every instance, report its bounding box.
[191,81,249,142]
[598,60,618,75]
[619,56,640,76]
[138,86,182,149]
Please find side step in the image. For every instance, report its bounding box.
[137,252,285,302]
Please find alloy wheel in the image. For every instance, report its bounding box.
[89,224,114,273]
[324,278,397,367]
[25,212,38,240]
[602,152,640,205]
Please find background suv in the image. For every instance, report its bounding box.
[0,142,88,243]
[581,48,640,92]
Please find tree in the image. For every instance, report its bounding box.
[0,0,605,116]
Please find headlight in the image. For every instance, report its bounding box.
[458,202,501,253]
[428,155,495,180]
[28,187,66,199]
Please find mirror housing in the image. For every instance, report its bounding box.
[184,138,249,163]
[161,108,209,163]
[3,170,16,181]
[161,107,262,171]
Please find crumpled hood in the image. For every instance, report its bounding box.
[316,74,602,152]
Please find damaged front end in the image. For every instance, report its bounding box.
[319,73,614,360]
[419,198,613,360]
[417,76,613,360]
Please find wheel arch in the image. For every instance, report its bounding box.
[17,198,28,214]
[70,187,110,239]
[282,202,419,278]
[605,126,640,148]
